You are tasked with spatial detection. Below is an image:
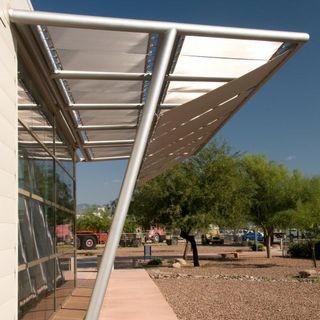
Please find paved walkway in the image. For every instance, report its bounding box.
[53,269,178,320]
[99,269,178,320]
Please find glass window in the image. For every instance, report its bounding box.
[19,197,55,261]
[18,260,55,320]
[56,252,75,309]
[18,60,76,319]
[56,163,74,210]
[18,130,54,201]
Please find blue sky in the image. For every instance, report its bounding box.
[32,0,320,204]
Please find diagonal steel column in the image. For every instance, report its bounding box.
[85,28,177,320]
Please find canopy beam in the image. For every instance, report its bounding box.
[52,70,234,82]
[9,9,309,42]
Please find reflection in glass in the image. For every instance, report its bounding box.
[56,252,75,309]
[56,210,75,253]
[18,260,55,320]
[56,163,74,210]
[18,67,75,319]
[18,132,54,201]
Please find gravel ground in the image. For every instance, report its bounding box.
[143,246,320,320]
[80,244,320,319]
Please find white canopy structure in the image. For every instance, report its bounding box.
[10,9,308,319]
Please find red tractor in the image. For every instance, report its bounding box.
[145,226,166,243]
[76,230,108,250]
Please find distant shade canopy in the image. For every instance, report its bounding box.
[14,11,308,185]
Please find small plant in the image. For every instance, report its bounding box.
[247,240,254,247]
[251,243,265,251]
[147,258,162,266]
[289,241,320,259]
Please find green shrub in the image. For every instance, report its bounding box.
[247,240,254,247]
[147,258,162,265]
[288,241,320,259]
[251,243,265,251]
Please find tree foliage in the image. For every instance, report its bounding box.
[129,141,320,263]
[76,206,112,232]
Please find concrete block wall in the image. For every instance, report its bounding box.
[0,0,31,318]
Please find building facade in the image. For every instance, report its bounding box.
[1,1,76,319]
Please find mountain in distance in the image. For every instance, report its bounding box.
[76,203,99,215]
[76,203,113,215]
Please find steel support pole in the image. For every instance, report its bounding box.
[85,28,177,320]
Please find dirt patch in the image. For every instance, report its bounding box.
[147,256,320,320]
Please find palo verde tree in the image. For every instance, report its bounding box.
[130,141,251,266]
[292,176,320,267]
[193,143,252,229]
[242,155,305,258]
[130,161,203,266]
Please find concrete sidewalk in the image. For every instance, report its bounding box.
[99,269,178,320]
[68,269,178,320]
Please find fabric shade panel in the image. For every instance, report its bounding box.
[48,27,149,73]
[18,83,35,104]
[163,81,226,105]
[84,129,137,141]
[67,79,144,104]
[18,109,51,127]
[55,146,74,160]
[138,49,291,185]
[76,109,139,126]
[162,36,282,106]
[179,36,282,61]
[46,27,149,159]
[90,146,133,159]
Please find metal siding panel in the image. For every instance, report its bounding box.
[0,197,16,223]
[0,248,16,278]
[0,142,16,176]
[0,112,16,149]
[0,88,16,126]
[0,1,19,319]
[0,274,16,309]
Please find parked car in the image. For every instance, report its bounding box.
[243,231,264,242]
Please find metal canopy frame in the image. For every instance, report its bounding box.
[9,9,309,320]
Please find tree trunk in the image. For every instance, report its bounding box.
[183,241,189,260]
[180,231,200,267]
[266,234,272,259]
[311,241,317,268]
[263,227,272,259]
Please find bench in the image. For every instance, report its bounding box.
[217,252,239,259]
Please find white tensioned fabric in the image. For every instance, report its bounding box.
[163,36,282,105]
[47,27,149,159]
[90,146,133,159]
[138,49,290,185]
[77,109,139,126]
[85,129,136,141]
[48,27,149,72]
[65,79,143,104]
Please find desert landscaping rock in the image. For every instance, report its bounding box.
[299,269,317,278]
[111,244,320,319]
[175,258,187,265]
[133,245,320,320]
[172,262,181,268]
